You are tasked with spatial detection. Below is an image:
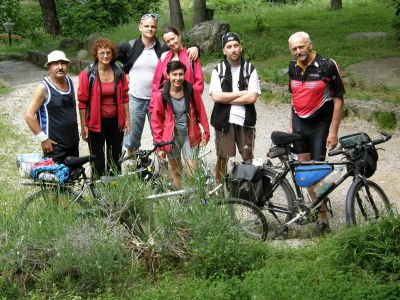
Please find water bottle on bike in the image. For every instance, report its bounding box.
[313,166,344,197]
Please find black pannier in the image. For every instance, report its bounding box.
[228,163,265,205]
[360,146,379,178]
[338,132,379,178]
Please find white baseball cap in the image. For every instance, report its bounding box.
[44,50,70,68]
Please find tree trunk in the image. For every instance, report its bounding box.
[168,0,185,30]
[38,0,61,36]
[331,0,342,10]
[193,0,207,25]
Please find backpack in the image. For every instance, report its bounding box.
[228,162,264,205]
[216,60,254,89]
[85,62,124,120]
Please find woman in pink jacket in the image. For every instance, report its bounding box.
[151,61,210,188]
[78,38,130,177]
[151,26,204,100]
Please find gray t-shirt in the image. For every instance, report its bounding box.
[171,96,188,137]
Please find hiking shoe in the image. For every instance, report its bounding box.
[315,220,330,235]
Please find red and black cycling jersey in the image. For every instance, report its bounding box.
[288,53,345,119]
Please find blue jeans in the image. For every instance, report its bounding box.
[123,95,151,150]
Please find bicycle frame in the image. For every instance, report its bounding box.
[264,154,361,227]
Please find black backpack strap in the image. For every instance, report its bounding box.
[86,63,97,120]
[129,39,136,48]
[216,61,226,85]
[242,60,255,79]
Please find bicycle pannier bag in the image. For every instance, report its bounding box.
[361,146,378,178]
[338,132,378,178]
[294,165,333,187]
[229,163,264,205]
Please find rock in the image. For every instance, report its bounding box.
[345,57,400,88]
[77,49,89,60]
[184,20,230,53]
[58,38,84,50]
[345,32,387,41]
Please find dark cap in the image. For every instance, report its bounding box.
[222,32,240,48]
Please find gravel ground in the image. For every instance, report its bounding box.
[1,60,399,240]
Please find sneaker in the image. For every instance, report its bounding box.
[315,220,330,235]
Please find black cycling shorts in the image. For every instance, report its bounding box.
[291,113,331,161]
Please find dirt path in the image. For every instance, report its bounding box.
[1,60,399,236]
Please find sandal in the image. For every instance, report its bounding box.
[315,220,330,235]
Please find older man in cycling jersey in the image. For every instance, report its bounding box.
[288,31,345,233]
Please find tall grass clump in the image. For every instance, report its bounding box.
[0,203,137,298]
[326,215,400,282]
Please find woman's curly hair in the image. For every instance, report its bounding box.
[91,38,117,60]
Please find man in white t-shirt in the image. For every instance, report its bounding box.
[209,32,261,183]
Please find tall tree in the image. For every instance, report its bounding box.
[168,0,184,30]
[39,0,60,36]
[331,0,342,10]
[193,0,207,25]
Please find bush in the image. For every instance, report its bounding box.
[0,203,137,297]
[327,215,400,281]
[373,110,397,129]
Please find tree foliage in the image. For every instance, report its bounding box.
[55,0,131,36]
[54,0,160,36]
[0,0,20,29]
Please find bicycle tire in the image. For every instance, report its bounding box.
[218,197,268,241]
[261,168,296,233]
[20,188,90,215]
[345,178,392,225]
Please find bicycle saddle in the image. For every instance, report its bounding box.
[64,155,97,168]
[271,131,302,146]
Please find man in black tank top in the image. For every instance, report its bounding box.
[25,50,79,163]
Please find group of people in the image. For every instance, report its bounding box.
[24,12,345,233]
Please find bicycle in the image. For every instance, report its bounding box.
[144,149,268,241]
[253,131,393,238]
[19,143,268,241]
[19,141,173,215]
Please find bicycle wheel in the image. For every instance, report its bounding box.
[218,198,268,241]
[261,168,296,234]
[20,188,90,215]
[346,178,392,225]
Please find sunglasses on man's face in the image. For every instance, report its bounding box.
[141,13,158,21]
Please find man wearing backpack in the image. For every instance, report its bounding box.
[288,31,345,233]
[117,13,198,157]
[209,32,261,184]
[25,50,79,163]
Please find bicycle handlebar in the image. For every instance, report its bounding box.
[154,140,173,148]
[328,132,392,157]
[119,140,174,163]
[327,146,343,157]
[372,131,392,146]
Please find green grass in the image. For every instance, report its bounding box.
[0,86,12,96]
